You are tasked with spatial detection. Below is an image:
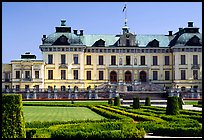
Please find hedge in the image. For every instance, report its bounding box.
[145,96,151,106]
[133,96,140,109]
[2,94,26,138]
[50,122,145,138]
[114,97,120,106]
[166,96,179,115]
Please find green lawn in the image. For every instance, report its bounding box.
[23,106,105,122]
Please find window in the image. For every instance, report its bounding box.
[193,70,198,80]
[99,71,104,80]
[61,54,66,64]
[16,85,20,91]
[153,71,158,80]
[87,71,91,80]
[73,54,78,64]
[99,56,103,65]
[61,86,66,91]
[86,56,91,65]
[74,70,78,80]
[16,71,20,79]
[126,39,130,46]
[193,55,198,65]
[181,55,186,65]
[164,56,170,65]
[4,72,10,81]
[153,56,158,65]
[141,56,145,65]
[48,54,53,64]
[111,56,116,65]
[61,70,66,80]
[126,56,131,65]
[25,71,30,79]
[181,70,186,80]
[35,71,39,79]
[165,71,170,80]
[48,70,53,79]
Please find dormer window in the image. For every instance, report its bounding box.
[185,35,201,46]
[53,35,70,45]
[147,39,159,47]
[93,39,105,47]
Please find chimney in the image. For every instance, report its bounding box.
[168,31,173,36]
[73,30,78,35]
[188,21,193,27]
[80,30,83,36]
[179,28,183,31]
[61,19,66,26]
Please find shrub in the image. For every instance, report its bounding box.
[114,97,120,106]
[133,96,140,109]
[2,94,26,138]
[145,96,151,106]
[178,97,183,109]
[166,96,179,115]
[108,98,113,105]
[198,100,202,105]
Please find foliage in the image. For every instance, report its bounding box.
[114,97,120,106]
[145,96,151,106]
[108,98,113,105]
[2,94,26,138]
[166,96,179,115]
[50,122,145,138]
[133,96,140,109]
[178,97,183,109]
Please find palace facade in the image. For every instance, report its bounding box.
[2,20,202,93]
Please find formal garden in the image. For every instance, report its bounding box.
[2,94,202,138]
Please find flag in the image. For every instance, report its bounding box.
[123,4,126,12]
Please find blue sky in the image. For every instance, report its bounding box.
[2,2,202,63]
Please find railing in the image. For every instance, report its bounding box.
[191,64,200,69]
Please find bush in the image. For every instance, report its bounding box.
[50,122,146,138]
[178,97,183,109]
[145,96,151,106]
[114,97,120,106]
[133,96,140,109]
[2,94,26,138]
[108,98,113,105]
[166,96,179,115]
[198,100,202,105]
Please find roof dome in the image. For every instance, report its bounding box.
[43,32,83,45]
[176,33,202,45]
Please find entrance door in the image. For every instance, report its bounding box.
[110,71,117,83]
[140,71,147,82]
[125,71,132,83]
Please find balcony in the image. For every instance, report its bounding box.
[59,64,68,68]
[191,64,200,69]
[23,78,32,81]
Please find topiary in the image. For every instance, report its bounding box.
[133,96,140,109]
[2,94,26,138]
[108,98,113,105]
[166,96,179,115]
[145,96,151,106]
[178,97,183,110]
[114,97,120,106]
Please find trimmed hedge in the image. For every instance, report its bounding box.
[114,97,120,106]
[2,94,26,138]
[145,96,151,106]
[133,96,140,109]
[50,122,146,138]
[178,97,183,109]
[166,96,179,115]
[108,98,113,105]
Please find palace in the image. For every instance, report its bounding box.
[2,19,202,94]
